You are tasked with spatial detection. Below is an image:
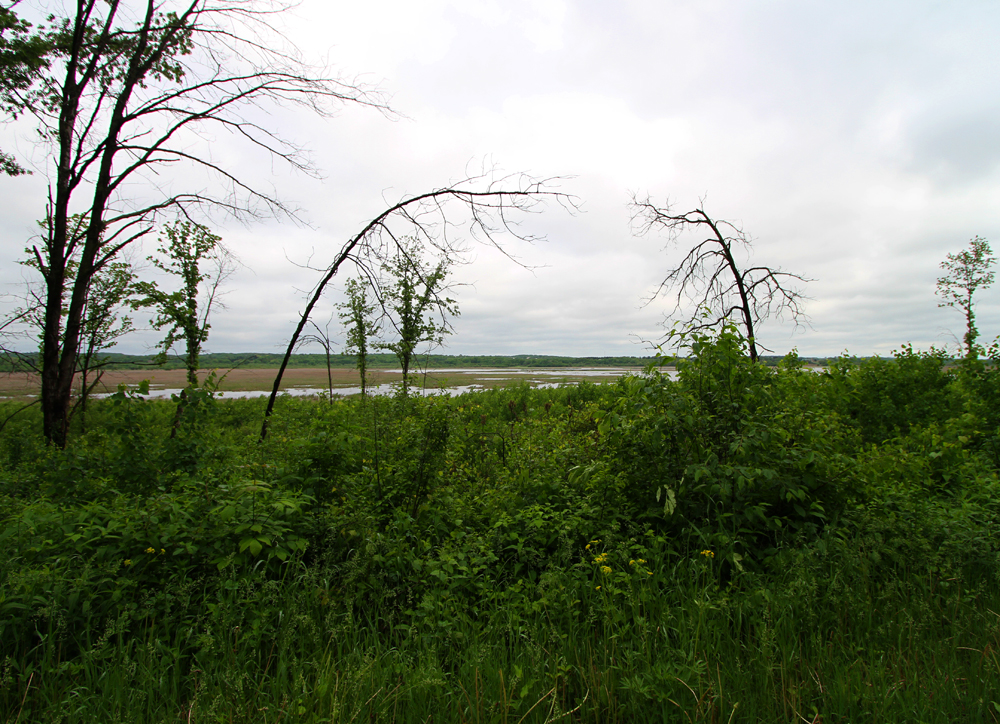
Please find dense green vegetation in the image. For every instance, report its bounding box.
[2,327,1000,722]
[1,351,667,372]
[0,350,840,373]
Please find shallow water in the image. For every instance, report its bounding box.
[97,381,584,400]
[90,366,656,400]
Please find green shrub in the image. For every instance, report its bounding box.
[602,326,850,568]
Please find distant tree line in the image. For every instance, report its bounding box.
[1,0,989,447]
[0,352,664,373]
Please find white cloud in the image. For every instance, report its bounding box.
[3,0,1000,358]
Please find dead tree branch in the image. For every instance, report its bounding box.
[6,0,389,446]
[259,173,576,441]
[631,197,809,362]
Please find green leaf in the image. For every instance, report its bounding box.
[661,486,677,516]
[239,537,263,556]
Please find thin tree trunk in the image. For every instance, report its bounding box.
[703,213,759,362]
[325,343,333,403]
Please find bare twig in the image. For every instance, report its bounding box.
[9,0,389,445]
[631,196,810,361]
[259,173,576,440]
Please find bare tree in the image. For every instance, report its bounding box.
[296,315,337,402]
[631,198,809,362]
[259,173,574,441]
[4,0,384,446]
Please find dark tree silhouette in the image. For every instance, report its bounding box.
[5,0,384,446]
[631,198,809,362]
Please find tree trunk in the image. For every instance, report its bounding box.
[40,0,140,446]
[703,213,759,363]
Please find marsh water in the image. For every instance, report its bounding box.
[106,367,651,400]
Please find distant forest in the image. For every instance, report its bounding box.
[0,351,833,372]
[0,352,654,372]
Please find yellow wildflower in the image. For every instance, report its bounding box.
[123,559,132,566]
[700,550,715,559]
[629,559,635,566]
[160,549,166,555]
[601,565,612,575]
[145,547,155,554]
[595,586,601,590]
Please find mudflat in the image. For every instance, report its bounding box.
[0,366,639,399]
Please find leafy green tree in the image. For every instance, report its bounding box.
[378,243,458,396]
[0,2,53,176]
[338,276,379,397]
[16,214,137,428]
[133,221,227,387]
[936,236,995,359]
[5,0,380,446]
[75,259,136,427]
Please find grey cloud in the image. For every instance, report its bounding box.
[5,0,1000,360]
[906,108,1000,184]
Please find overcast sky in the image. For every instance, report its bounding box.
[4,0,1000,358]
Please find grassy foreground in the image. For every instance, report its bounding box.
[2,329,1000,722]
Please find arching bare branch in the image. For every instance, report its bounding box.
[259,173,576,440]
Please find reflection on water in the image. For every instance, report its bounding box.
[400,368,634,376]
[99,382,567,400]
[92,367,660,400]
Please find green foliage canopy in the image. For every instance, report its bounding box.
[936,236,995,358]
[378,241,459,395]
[338,276,379,396]
[132,221,224,387]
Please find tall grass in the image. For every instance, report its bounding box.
[3,343,1000,721]
[4,542,998,722]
